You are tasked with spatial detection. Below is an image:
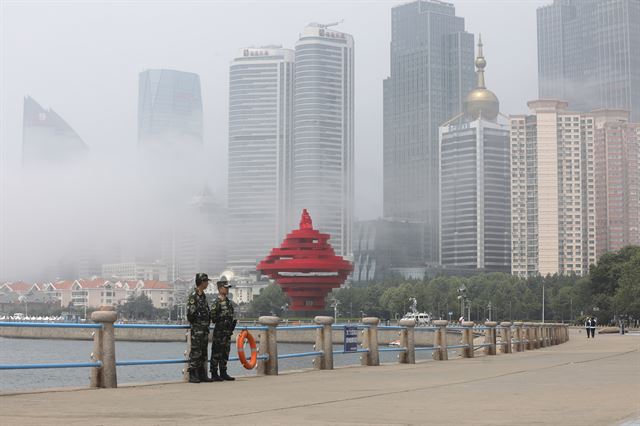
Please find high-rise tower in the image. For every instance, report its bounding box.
[510,101,597,277]
[383,0,475,264]
[537,0,640,121]
[22,96,88,167]
[439,37,511,273]
[227,47,294,273]
[292,23,354,257]
[138,69,203,155]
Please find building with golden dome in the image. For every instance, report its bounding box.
[438,36,511,273]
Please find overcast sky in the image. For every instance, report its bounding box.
[1,0,548,220]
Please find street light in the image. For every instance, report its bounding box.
[331,298,340,323]
[542,281,545,323]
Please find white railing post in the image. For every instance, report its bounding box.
[484,321,497,355]
[314,316,334,370]
[90,306,118,388]
[462,321,475,358]
[433,320,449,361]
[360,317,380,366]
[399,318,416,364]
[500,322,513,354]
[257,316,279,376]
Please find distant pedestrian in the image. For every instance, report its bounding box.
[210,275,237,381]
[590,317,596,338]
[585,317,592,338]
[459,315,465,324]
[186,273,213,383]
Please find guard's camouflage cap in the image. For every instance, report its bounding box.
[195,273,211,285]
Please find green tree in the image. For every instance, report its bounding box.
[117,293,156,320]
[247,284,288,316]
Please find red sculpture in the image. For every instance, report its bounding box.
[257,209,353,311]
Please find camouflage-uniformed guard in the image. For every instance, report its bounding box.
[210,275,237,381]
[186,273,213,383]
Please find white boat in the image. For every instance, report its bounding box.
[401,298,432,326]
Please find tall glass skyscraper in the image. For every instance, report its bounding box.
[537,0,640,121]
[293,24,354,257]
[439,38,511,273]
[227,47,294,273]
[22,96,88,167]
[383,0,475,264]
[137,69,203,154]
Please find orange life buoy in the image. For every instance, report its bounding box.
[236,329,258,369]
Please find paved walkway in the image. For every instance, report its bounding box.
[1,330,638,425]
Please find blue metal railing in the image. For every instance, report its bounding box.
[114,324,188,329]
[414,346,438,352]
[379,347,407,352]
[278,351,323,360]
[0,361,102,370]
[332,348,370,355]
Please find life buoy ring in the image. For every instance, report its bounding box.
[237,329,258,369]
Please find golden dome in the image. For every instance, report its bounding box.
[465,88,499,121]
[464,35,499,122]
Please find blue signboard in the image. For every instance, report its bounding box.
[344,326,358,352]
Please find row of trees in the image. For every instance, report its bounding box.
[117,293,170,321]
[247,246,640,324]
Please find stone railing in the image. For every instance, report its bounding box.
[0,307,570,388]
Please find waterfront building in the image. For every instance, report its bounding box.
[137,69,203,154]
[537,0,640,122]
[22,96,88,167]
[227,47,294,273]
[593,110,640,255]
[510,100,596,277]
[101,261,168,282]
[438,37,511,273]
[352,219,425,282]
[383,0,475,264]
[292,23,354,258]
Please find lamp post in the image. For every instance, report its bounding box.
[542,281,545,324]
[331,298,340,323]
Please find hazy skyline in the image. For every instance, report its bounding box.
[1,0,546,219]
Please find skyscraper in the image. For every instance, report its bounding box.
[439,37,511,273]
[161,186,226,281]
[537,0,640,121]
[138,69,203,154]
[593,110,640,256]
[292,23,354,257]
[383,0,475,264]
[22,96,88,167]
[227,47,294,273]
[510,101,596,277]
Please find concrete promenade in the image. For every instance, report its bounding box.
[1,330,638,425]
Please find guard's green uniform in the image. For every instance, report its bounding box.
[210,296,235,373]
[186,289,211,372]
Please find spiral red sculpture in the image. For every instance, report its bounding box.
[257,209,353,311]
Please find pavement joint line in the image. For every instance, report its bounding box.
[215,346,638,420]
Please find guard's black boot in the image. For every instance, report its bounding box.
[188,368,201,383]
[198,366,213,382]
[209,366,223,382]
[220,368,235,381]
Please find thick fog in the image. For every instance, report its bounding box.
[0,0,546,281]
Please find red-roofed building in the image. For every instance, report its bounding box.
[1,281,41,295]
